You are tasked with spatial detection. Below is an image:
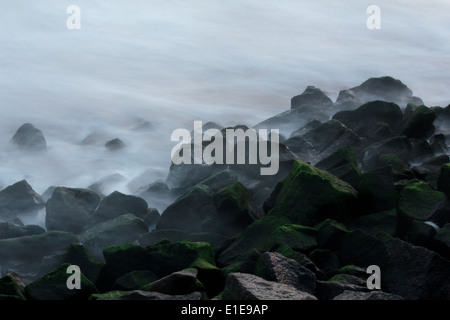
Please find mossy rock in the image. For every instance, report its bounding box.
[315,219,349,250]
[62,244,104,285]
[268,224,317,252]
[309,249,341,275]
[347,210,398,237]
[438,164,450,198]
[315,146,358,171]
[112,270,159,291]
[0,272,26,300]
[217,216,290,267]
[138,229,189,246]
[268,161,358,226]
[398,181,446,222]
[358,166,399,213]
[25,263,98,300]
[378,153,412,180]
[401,105,436,139]
[329,163,361,189]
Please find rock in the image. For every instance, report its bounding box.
[25,263,98,300]
[62,244,104,285]
[268,224,317,251]
[316,219,348,251]
[139,229,189,246]
[196,170,239,193]
[347,210,398,237]
[315,280,367,300]
[105,138,126,151]
[0,220,45,240]
[79,214,148,261]
[377,154,413,181]
[334,77,414,110]
[430,134,447,154]
[186,232,229,250]
[289,120,322,138]
[41,186,57,202]
[438,163,450,197]
[140,208,160,226]
[156,184,216,233]
[88,173,126,195]
[291,86,333,110]
[222,273,317,300]
[406,220,438,248]
[90,290,202,300]
[332,100,403,141]
[0,231,79,269]
[401,105,436,139]
[398,181,448,225]
[202,182,256,237]
[146,268,200,295]
[333,290,404,300]
[0,271,26,300]
[93,191,148,223]
[358,166,399,214]
[254,252,316,294]
[274,245,322,277]
[267,161,358,226]
[217,216,290,267]
[380,233,450,300]
[138,181,170,195]
[10,123,47,151]
[423,155,450,167]
[434,223,450,259]
[328,273,367,287]
[308,249,341,275]
[112,270,158,291]
[284,120,360,164]
[0,180,45,220]
[315,146,358,172]
[255,105,329,138]
[328,163,361,189]
[45,187,101,233]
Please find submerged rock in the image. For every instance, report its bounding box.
[10,123,47,151]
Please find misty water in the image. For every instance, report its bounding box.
[0,1,449,227]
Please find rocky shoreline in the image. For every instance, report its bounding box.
[1,76,450,300]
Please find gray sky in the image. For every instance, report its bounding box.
[0,0,449,194]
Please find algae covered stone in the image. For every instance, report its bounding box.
[268,161,358,226]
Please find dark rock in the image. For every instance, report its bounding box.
[315,280,367,300]
[348,210,398,237]
[156,184,216,233]
[90,290,202,300]
[284,120,360,164]
[358,166,399,214]
[333,100,403,141]
[222,273,317,300]
[0,220,45,240]
[328,163,361,189]
[315,146,358,172]
[315,219,348,251]
[79,214,148,261]
[139,229,189,246]
[146,268,200,295]
[62,244,104,285]
[112,270,158,291]
[401,105,436,139]
[267,161,358,226]
[406,220,438,248]
[41,186,57,202]
[398,181,447,225]
[88,173,126,195]
[328,273,367,287]
[45,187,101,233]
[377,154,413,181]
[255,105,329,138]
[430,134,447,154]
[10,123,47,151]
[186,232,229,250]
[424,155,449,166]
[139,181,170,195]
[254,252,316,294]
[309,249,341,275]
[434,223,450,259]
[0,180,45,220]
[274,245,322,278]
[289,120,322,138]
[291,86,333,110]
[268,224,317,252]
[333,290,404,300]
[93,191,148,223]
[105,138,126,151]
[438,164,450,198]
[25,263,98,300]
[0,271,26,300]
[196,170,239,193]
[140,208,160,226]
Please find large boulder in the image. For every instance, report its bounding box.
[145,268,201,295]
[25,263,98,300]
[222,273,317,300]
[0,220,45,240]
[79,214,148,261]
[45,187,101,233]
[284,120,361,164]
[0,271,26,300]
[0,180,45,220]
[10,123,47,151]
[291,86,333,110]
[400,105,436,139]
[438,164,450,198]
[62,244,104,285]
[92,191,148,223]
[254,252,316,294]
[267,161,358,226]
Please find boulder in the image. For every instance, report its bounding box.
[25,263,98,300]
[284,120,361,164]
[79,214,148,261]
[105,138,126,151]
[62,244,104,285]
[434,223,450,260]
[316,219,348,251]
[146,268,201,295]
[222,273,317,300]
[88,173,126,195]
[315,146,358,172]
[347,210,398,237]
[10,123,47,151]
[45,187,101,233]
[267,161,358,226]
[139,229,189,246]
[315,280,367,300]
[308,249,341,275]
[112,270,158,291]
[156,184,216,233]
[0,271,26,300]
[406,220,438,248]
[92,191,148,223]
[0,180,45,220]
[291,86,333,110]
[0,220,45,240]
[333,290,404,300]
[401,105,436,139]
[438,163,450,197]
[90,290,202,300]
[254,252,316,294]
[333,100,403,141]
